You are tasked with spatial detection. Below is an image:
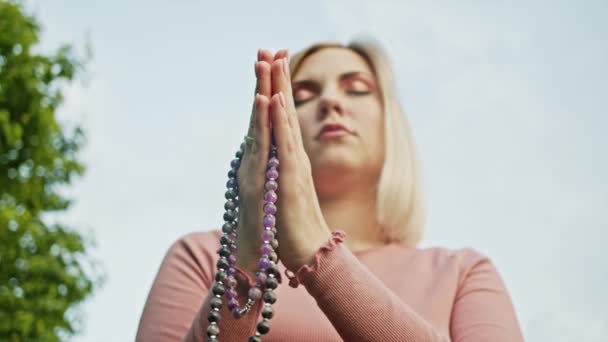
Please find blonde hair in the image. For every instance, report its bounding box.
[289,39,425,245]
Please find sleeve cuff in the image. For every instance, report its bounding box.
[284,230,347,288]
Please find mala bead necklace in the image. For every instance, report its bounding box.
[206,136,281,341]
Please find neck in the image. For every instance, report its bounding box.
[316,179,386,253]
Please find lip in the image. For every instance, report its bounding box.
[317,123,352,140]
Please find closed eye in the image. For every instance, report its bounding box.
[293,86,318,107]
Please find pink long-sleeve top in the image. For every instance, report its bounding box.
[136,229,523,341]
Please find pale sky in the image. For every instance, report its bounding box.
[26,1,608,341]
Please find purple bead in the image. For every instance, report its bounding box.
[261,230,274,242]
[256,272,267,285]
[229,244,237,253]
[263,202,277,215]
[264,191,277,203]
[228,254,236,265]
[266,168,279,180]
[227,267,235,276]
[226,288,238,299]
[230,159,240,169]
[260,243,273,256]
[268,157,279,168]
[248,287,262,301]
[231,308,242,319]
[227,276,237,287]
[265,180,278,191]
[258,257,271,270]
[263,214,275,228]
[227,298,239,311]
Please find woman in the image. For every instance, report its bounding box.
[136,40,524,341]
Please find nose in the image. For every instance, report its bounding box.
[318,96,345,120]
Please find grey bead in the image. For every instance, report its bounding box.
[266,264,279,277]
[261,305,274,319]
[222,222,234,234]
[265,277,278,290]
[224,199,237,211]
[215,270,227,283]
[206,324,220,337]
[219,235,231,245]
[228,168,237,178]
[226,178,238,189]
[263,290,276,304]
[225,189,237,200]
[223,210,237,222]
[269,252,278,263]
[248,336,261,342]
[207,310,220,323]
[212,283,226,296]
[236,149,243,158]
[210,297,223,309]
[257,321,270,335]
[216,258,229,270]
[217,245,231,258]
[271,238,279,249]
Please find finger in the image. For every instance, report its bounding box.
[245,94,270,157]
[258,48,274,64]
[256,61,272,98]
[271,57,303,148]
[253,94,271,157]
[273,49,288,61]
[248,61,271,138]
[269,92,295,163]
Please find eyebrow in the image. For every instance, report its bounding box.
[293,71,375,87]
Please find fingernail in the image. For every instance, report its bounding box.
[254,61,259,77]
[278,92,285,107]
[282,58,289,75]
[257,49,262,61]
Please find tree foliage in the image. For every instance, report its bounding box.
[0,1,103,340]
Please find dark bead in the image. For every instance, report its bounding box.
[223,210,237,222]
[228,168,237,178]
[226,178,238,189]
[217,258,229,270]
[225,189,237,200]
[248,336,261,342]
[231,159,240,169]
[207,323,220,337]
[215,271,227,283]
[265,277,278,290]
[236,150,243,158]
[266,264,280,277]
[222,222,234,234]
[263,290,276,304]
[240,142,246,151]
[257,321,270,335]
[207,310,220,323]
[210,297,223,309]
[262,305,274,319]
[271,238,279,249]
[269,252,278,263]
[224,199,237,211]
[220,235,232,246]
[212,283,226,296]
[217,246,231,258]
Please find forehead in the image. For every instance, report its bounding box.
[294,47,374,81]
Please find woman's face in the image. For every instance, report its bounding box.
[292,47,385,181]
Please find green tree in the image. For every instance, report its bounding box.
[0,1,103,340]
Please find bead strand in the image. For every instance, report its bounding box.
[206,139,280,341]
